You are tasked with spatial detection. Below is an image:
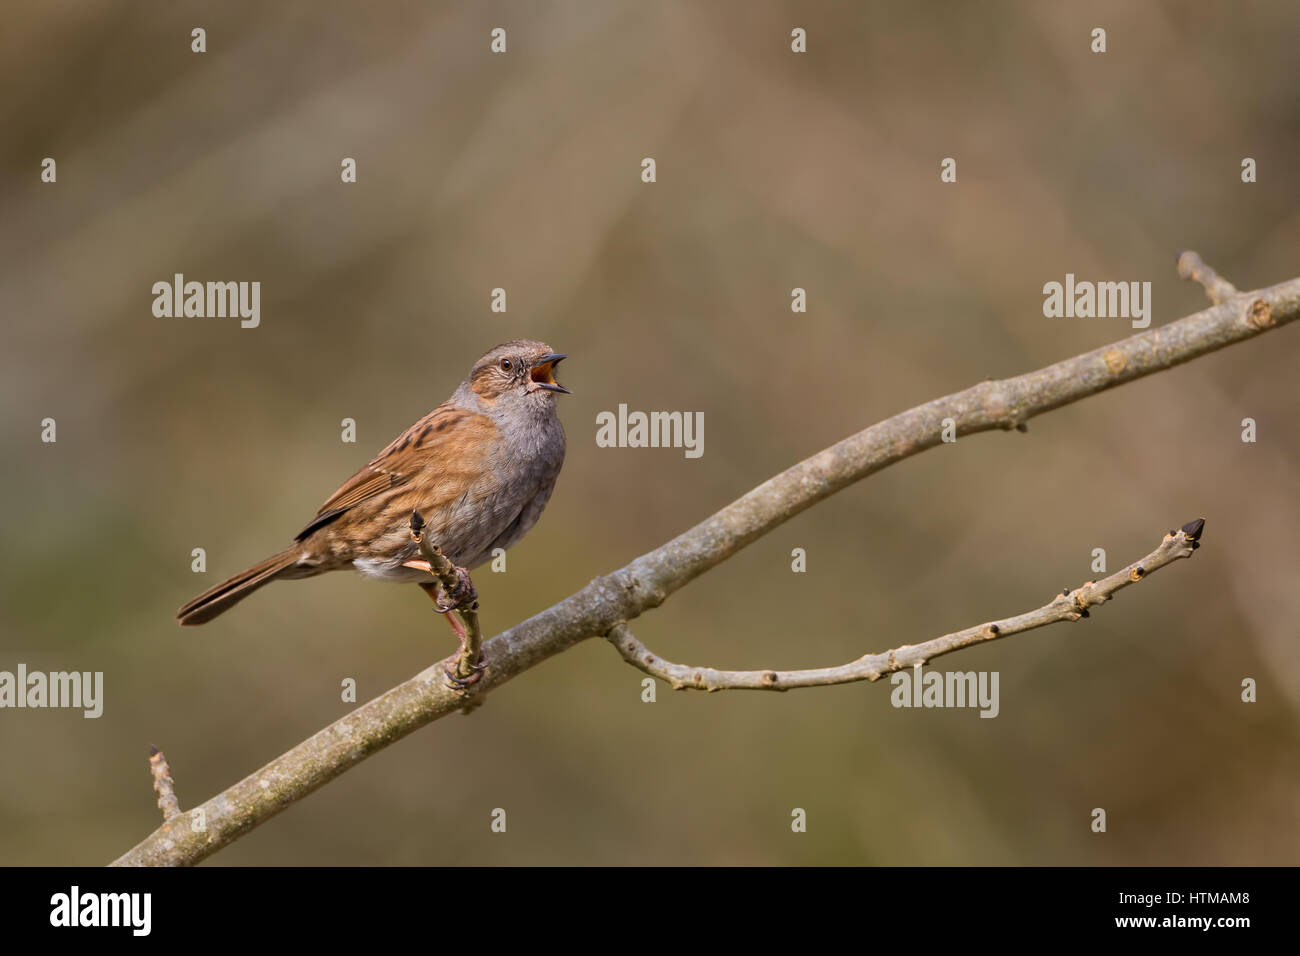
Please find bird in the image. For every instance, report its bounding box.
[177,340,570,679]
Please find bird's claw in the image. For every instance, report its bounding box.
[434,566,477,612]
[443,656,487,689]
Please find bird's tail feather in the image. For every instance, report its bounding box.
[177,548,300,626]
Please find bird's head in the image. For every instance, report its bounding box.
[467,340,571,407]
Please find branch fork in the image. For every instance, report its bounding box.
[607,518,1206,693]
[113,253,1297,866]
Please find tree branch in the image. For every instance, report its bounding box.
[607,519,1205,692]
[147,746,182,822]
[113,256,1299,866]
[1178,250,1239,304]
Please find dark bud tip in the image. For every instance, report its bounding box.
[149,745,160,756]
[989,624,1000,635]
[1015,423,1029,433]
[1180,517,1206,541]
[1080,609,1090,618]
[1191,540,1200,550]
[410,509,425,533]
[1062,588,1070,596]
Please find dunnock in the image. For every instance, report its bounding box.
[177,340,569,661]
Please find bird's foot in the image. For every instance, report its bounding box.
[431,566,476,613]
[443,655,487,689]
[415,566,483,690]
[434,599,485,689]
[408,561,477,612]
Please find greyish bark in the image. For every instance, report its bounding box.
[112,260,1298,866]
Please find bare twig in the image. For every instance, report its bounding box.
[608,519,1205,692]
[148,746,182,822]
[1178,250,1239,304]
[113,257,1299,866]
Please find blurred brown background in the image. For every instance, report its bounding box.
[2,1,1298,865]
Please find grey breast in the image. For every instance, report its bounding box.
[459,407,566,570]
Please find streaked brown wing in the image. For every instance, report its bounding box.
[295,403,495,542]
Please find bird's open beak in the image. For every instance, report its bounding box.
[530,353,571,394]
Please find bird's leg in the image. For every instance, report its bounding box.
[442,564,478,610]
[407,511,485,689]
[418,581,469,639]
[403,561,477,611]
[419,580,486,689]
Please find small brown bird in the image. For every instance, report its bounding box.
[177,340,569,660]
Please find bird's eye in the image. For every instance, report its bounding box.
[500,358,512,371]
